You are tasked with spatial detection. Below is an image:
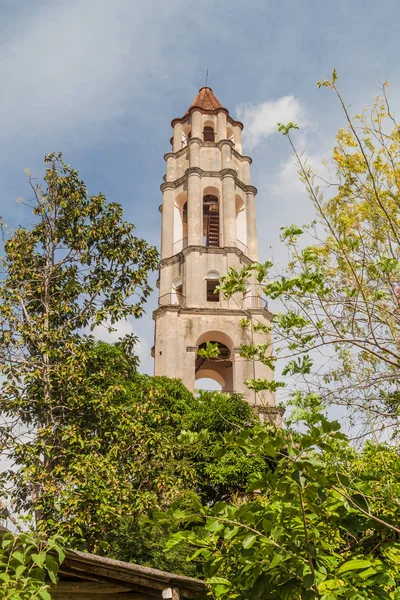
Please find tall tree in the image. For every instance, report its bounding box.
[221,74,400,436]
[3,338,268,567]
[0,153,158,526]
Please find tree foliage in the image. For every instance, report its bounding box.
[220,73,400,435]
[169,402,400,599]
[0,152,157,545]
[3,337,267,566]
[0,529,64,600]
[0,153,157,430]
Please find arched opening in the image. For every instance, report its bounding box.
[235,195,247,254]
[182,123,192,148]
[227,127,234,143]
[174,192,188,253]
[195,377,223,392]
[203,125,215,142]
[195,331,234,392]
[171,277,183,306]
[196,330,234,350]
[206,270,220,303]
[203,187,220,248]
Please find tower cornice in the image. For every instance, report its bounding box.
[171,107,243,130]
[246,185,257,195]
[152,304,273,321]
[164,142,252,165]
[220,168,237,179]
[234,150,252,165]
[217,139,234,150]
[160,181,175,191]
[186,166,202,177]
[171,105,228,122]
[160,168,258,195]
[187,137,203,147]
[159,245,254,268]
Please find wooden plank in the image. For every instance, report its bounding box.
[51,581,136,593]
[52,593,147,600]
[62,558,167,591]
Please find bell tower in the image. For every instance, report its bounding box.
[152,87,277,415]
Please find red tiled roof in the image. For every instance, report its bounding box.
[172,87,242,129]
[187,87,223,112]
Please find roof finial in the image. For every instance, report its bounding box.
[205,64,209,88]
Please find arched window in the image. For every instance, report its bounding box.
[203,194,220,247]
[203,126,215,142]
[206,270,220,302]
[182,124,192,148]
[171,277,183,306]
[235,195,247,253]
[173,193,188,253]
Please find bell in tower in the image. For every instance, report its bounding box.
[152,87,277,417]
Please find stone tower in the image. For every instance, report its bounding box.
[152,87,277,415]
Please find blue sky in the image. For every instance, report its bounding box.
[0,0,399,374]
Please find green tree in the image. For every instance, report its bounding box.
[108,387,268,574]
[0,153,158,532]
[220,73,400,436]
[7,341,198,552]
[3,336,267,567]
[169,403,400,599]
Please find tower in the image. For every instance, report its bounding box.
[152,87,277,416]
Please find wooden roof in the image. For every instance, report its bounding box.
[51,548,207,600]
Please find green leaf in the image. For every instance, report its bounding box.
[172,509,186,519]
[242,534,257,549]
[205,519,221,533]
[224,527,239,541]
[337,559,373,574]
[11,551,24,564]
[269,553,282,569]
[208,576,232,598]
[15,564,26,579]
[32,552,46,568]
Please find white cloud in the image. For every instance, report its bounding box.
[254,145,335,269]
[268,143,334,201]
[90,320,135,344]
[236,96,305,149]
[268,154,305,198]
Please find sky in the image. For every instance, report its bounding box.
[1,0,399,376]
